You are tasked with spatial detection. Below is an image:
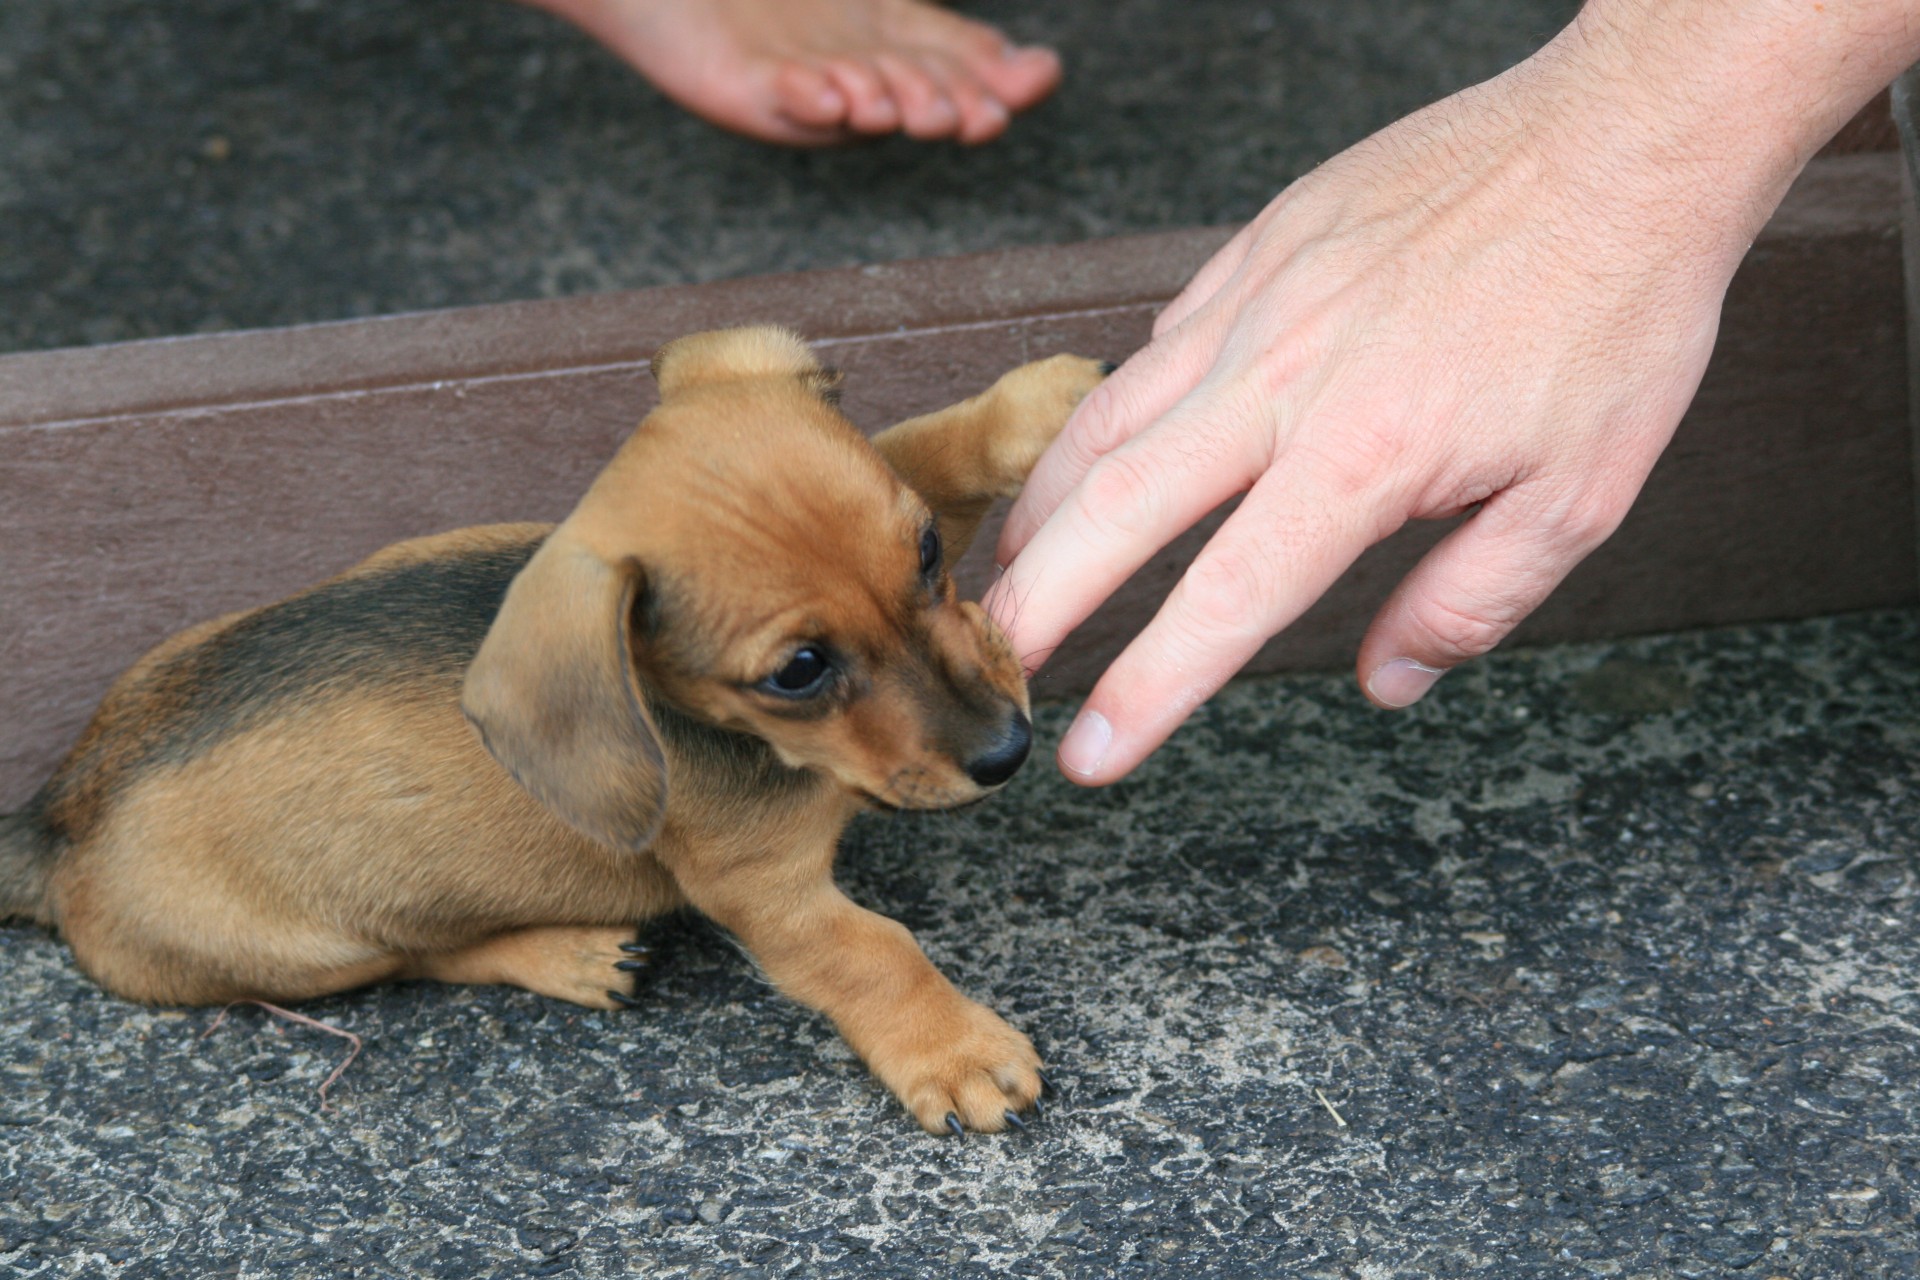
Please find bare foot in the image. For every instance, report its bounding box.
[521,0,1062,145]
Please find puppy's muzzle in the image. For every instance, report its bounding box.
[964,710,1033,789]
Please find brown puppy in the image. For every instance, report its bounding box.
[0,327,1107,1134]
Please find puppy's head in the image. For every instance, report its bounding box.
[463,327,1032,849]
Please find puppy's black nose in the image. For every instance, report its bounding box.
[965,712,1032,788]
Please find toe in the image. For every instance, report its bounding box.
[607,931,657,1005]
[772,60,851,131]
[960,95,1011,147]
[876,53,959,140]
[973,44,1063,112]
[825,58,901,135]
[925,58,1009,146]
[953,1075,1020,1132]
[905,1059,1044,1134]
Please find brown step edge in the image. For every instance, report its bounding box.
[0,154,1909,808]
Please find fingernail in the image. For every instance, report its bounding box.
[1058,708,1112,777]
[1367,659,1446,709]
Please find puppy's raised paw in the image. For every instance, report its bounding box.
[978,353,1113,489]
[867,997,1044,1135]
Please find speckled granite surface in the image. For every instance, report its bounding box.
[0,0,1577,352]
[5,610,1917,1278]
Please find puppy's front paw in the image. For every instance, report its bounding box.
[981,353,1112,488]
[867,997,1044,1135]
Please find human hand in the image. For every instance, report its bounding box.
[984,28,1810,786]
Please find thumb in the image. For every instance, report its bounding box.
[1355,486,1624,708]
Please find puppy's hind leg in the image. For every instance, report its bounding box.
[62,909,408,1008]
[871,354,1110,561]
[407,925,653,1010]
[54,846,409,1007]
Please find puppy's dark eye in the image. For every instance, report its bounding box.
[918,525,942,578]
[762,647,832,698]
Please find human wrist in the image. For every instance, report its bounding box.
[1521,0,1919,250]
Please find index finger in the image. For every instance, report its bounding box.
[994,304,1228,568]
[1053,453,1389,784]
[983,367,1278,676]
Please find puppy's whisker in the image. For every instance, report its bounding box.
[992,577,1048,667]
[904,435,959,470]
[999,576,1035,630]
[719,928,779,991]
[1017,640,1063,673]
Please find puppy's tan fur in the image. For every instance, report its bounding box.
[0,328,1106,1133]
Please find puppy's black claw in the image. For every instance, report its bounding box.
[606,990,644,1009]
[613,959,649,973]
[618,942,651,956]
[1030,1096,1044,1120]
[945,1112,965,1139]
[1036,1071,1056,1098]
[1097,360,1118,376]
[1003,1109,1029,1132]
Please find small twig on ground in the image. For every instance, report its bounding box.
[201,1000,364,1112]
[1313,1087,1348,1130]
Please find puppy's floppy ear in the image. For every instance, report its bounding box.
[462,534,666,851]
